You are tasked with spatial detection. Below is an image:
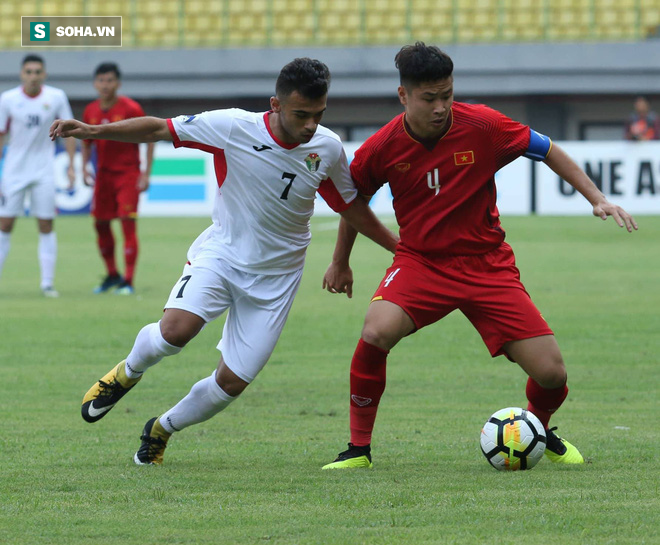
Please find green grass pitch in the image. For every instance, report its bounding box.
[0,214,658,545]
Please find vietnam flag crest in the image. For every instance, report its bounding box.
[454,150,475,166]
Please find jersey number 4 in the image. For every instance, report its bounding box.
[384,268,400,287]
[279,172,296,200]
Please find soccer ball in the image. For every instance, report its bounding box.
[480,407,546,471]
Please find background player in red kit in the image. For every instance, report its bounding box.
[321,42,638,469]
[82,62,154,295]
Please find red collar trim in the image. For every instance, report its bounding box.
[263,112,299,150]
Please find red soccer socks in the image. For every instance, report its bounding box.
[95,220,117,276]
[120,218,138,284]
[526,377,569,429]
[349,339,388,446]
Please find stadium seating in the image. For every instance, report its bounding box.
[3,0,659,49]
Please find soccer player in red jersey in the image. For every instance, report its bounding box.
[82,63,154,295]
[322,43,638,469]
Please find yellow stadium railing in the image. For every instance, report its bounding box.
[2,0,659,49]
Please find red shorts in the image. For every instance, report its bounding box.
[371,243,553,358]
[91,168,140,221]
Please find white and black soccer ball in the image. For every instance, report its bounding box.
[480,407,546,470]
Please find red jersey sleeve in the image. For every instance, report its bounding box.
[481,105,530,170]
[349,139,387,196]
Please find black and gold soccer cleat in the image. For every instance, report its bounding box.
[134,417,171,465]
[81,361,141,423]
[322,443,373,470]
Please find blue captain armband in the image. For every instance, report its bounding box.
[524,129,552,161]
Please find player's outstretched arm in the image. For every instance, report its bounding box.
[50,116,172,143]
[543,144,638,232]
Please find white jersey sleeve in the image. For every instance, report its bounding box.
[168,109,240,152]
[318,146,357,213]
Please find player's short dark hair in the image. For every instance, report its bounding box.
[94,62,121,78]
[395,42,453,88]
[275,58,331,100]
[22,54,44,67]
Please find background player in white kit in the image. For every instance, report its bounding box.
[0,55,76,297]
[50,58,399,465]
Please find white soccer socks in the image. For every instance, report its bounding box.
[125,321,182,378]
[124,323,237,435]
[38,232,57,290]
[159,371,236,433]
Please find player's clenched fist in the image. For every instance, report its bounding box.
[49,119,92,140]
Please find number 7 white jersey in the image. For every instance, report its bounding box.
[168,109,357,274]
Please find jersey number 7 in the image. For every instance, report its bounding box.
[176,275,192,298]
[280,172,296,200]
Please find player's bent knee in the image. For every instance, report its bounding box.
[215,377,247,397]
[160,311,204,347]
[160,325,195,347]
[361,301,414,351]
[215,364,248,397]
[535,361,567,389]
[360,325,398,351]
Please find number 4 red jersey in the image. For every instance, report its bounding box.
[350,102,531,257]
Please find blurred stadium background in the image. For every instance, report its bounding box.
[1,0,659,140]
[1,0,659,216]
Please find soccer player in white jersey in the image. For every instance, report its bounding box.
[0,55,76,297]
[50,58,399,465]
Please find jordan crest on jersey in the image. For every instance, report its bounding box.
[304,153,321,172]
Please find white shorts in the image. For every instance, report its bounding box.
[0,178,56,219]
[164,257,303,383]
